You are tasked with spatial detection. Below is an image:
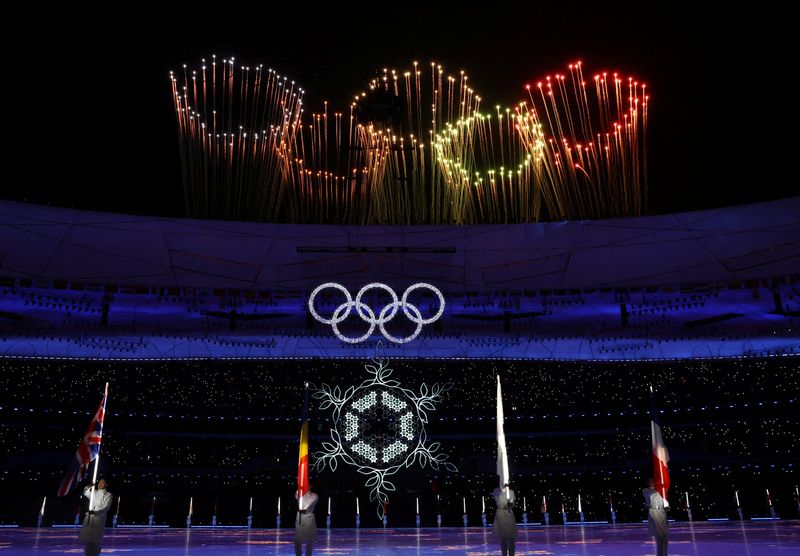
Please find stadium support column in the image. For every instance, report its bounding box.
[616,289,629,328]
[772,291,784,314]
[100,286,114,327]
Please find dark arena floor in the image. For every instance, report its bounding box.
[2,522,799,555]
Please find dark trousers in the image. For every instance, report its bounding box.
[500,538,515,556]
[294,540,313,556]
[84,543,101,556]
[655,536,668,556]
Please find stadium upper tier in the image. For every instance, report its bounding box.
[0,197,798,360]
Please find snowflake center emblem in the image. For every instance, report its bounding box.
[342,389,418,466]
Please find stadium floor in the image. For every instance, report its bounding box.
[1,521,798,555]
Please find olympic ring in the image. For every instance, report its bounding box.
[307,282,446,344]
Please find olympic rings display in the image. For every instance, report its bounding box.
[308,282,445,343]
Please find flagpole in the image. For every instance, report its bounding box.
[87,383,109,514]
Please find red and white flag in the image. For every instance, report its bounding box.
[650,389,670,501]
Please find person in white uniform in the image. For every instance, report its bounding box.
[295,483,319,556]
[79,479,113,556]
[642,478,668,556]
[492,482,518,556]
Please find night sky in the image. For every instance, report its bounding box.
[7,4,794,219]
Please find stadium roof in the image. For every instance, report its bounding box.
[1,198,798,361]
[1,197,798,291]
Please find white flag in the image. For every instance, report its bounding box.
[496,375,509,490]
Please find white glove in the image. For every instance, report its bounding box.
[663,499,670,509]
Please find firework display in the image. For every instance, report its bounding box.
[171,58,648,224]
[170,57,304,220]
[520,63,648,219]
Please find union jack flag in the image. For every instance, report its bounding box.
[57,390,107,497]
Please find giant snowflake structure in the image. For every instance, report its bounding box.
[312,355,457,518]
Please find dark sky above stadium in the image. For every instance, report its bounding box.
[7,4,793,218]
